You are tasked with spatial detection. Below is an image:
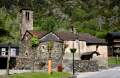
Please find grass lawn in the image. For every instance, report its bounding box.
[108,57,120,65]
[10,72,71,78]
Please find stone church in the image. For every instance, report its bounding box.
[16,9,108,70]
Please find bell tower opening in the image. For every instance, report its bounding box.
[25,12,30,21]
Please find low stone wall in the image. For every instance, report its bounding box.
[16,57,62,70]
[15,57,32,69]
[74,60,99,72]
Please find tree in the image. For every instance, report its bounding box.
[18,0,33,9]
[0,7,20,43]
[35,16,61,32]
[31,36,39,72]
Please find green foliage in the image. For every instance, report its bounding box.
[47,41,54,50]
[73,6,88,21]
[37,16,57,32]
[108,57,120,65]
[35,16,68,32]
[0,7,20,43]
[31,36,39,47]
[18,0,33,9]
[95,31,107,38]
[0,0,120,43]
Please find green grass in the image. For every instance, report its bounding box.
[108,57,120,65]
[10,72,71,78]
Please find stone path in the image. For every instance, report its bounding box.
[76,67,120,78]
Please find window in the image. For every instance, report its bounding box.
[25,36,28,40]
[2,48,6,51]
[1,48,6,56]
[10,48,16,56]
[1,52,6,56]
[25,53,28,56]
[25,12,30,21]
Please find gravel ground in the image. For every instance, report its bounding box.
[76,67,120,78]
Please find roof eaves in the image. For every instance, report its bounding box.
[21,30,33,41]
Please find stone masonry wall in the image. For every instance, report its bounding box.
[16,41,64,69]
[74,60,99,72]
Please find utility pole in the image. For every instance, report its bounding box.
[6,42,11,77]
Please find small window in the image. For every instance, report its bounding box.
[11,48,16,53]
[6,52,8,55]
[1,52,6,56]
[10,48,16,56]
[25,12,30,21]
[25,53,28,56]
[1,48,7,56]
[25,36,28,40]
[2,48,6,51]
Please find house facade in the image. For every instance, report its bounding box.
[106,32,120,56]
[0,44,19,69]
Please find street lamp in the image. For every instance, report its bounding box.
[6,42,11,76]
[70,48,76,75]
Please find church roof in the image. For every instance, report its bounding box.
[40,32,62,42]
[22,30,106,44]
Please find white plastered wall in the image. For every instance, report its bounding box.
[87,45,108,67]
[63,40,87,60]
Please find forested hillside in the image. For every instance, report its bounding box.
[0,0,120,43]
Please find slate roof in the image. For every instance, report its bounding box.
[27,30,47,39]
[23,30,106,44]
[55,32,77,41]
[40,32,62,42]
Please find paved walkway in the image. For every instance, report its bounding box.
[76,67,120,78]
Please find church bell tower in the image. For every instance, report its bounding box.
[20,9,33,37]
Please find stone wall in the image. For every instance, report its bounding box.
[15,57,32,69]
[16,41,64,69]
[63,60,99,72]
[74,60,99,72]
